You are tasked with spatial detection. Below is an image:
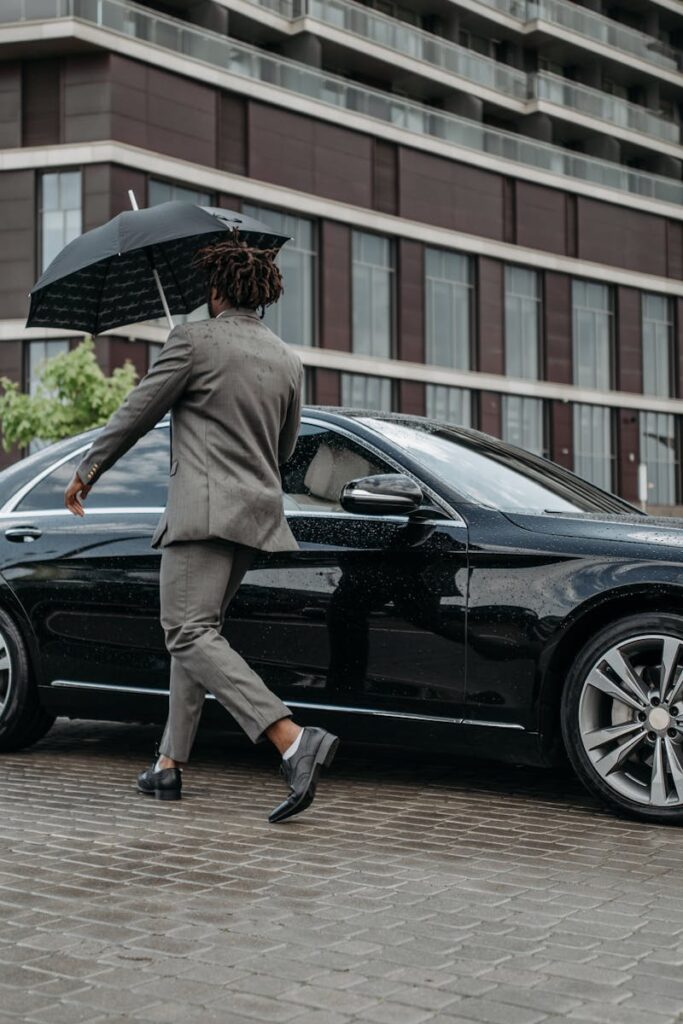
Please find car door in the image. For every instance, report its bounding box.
[231,418,469,722]
[0,426,171,719]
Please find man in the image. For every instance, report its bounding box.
[64,236,338,823]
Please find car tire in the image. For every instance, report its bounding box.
[0,607,54,752]
[562,613,683,825]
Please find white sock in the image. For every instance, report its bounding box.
[283,729,304,760]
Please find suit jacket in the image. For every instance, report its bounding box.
[76,309,303,552]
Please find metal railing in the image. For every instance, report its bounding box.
[294,0,528,98]
[534,71,680,142]
[242,0,681,138]
[472,0,680,73]
[3,0,683,207]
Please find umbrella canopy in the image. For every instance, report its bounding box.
[26,202,291,334]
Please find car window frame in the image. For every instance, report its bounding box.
[0,417,464,527]
[0,423,171,517]
[289,417,463,526]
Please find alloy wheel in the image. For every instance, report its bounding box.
[0,627,12,720]
[579,633,683,807]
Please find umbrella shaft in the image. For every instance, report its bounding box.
[152,267,175,330]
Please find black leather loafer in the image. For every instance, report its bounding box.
[137,753,182,801]
[269,727,339,824]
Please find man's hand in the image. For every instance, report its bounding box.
[65,473,92,517]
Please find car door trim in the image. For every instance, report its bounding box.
[48,679,523,729]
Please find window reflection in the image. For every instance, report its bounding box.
[361,417,633,514]
[18,428,170,511]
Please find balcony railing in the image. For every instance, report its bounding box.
[293,0,528,98]
[242,0,681,140]
[534,71,680,142]
[473,0,680,74]
[530,0,678,72]
[3,0,683,208]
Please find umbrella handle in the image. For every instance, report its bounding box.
[128,189,175,331]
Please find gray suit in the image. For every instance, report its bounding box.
[76,309,302,759]
[77,309,303,552]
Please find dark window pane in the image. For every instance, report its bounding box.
[18,428,170,511]
[281,424,389,512]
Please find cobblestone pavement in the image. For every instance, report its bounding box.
[1,720,682,1024]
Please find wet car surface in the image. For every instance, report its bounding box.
[2,408,683,824]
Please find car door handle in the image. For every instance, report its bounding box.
[4,525,43,543]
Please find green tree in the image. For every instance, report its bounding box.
[0,338,137,452]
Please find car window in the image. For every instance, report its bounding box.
[360,417,636,515]
[16,428,170,511]
[282,424,390,512]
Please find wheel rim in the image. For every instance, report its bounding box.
[579,633,683,807]
[0,628,11,720]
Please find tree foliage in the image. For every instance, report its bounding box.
[0,338,137,452]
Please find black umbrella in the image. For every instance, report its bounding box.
[26,201,291,335]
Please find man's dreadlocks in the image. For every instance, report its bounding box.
[194,233,283,315]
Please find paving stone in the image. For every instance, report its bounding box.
[2,721,683,1024]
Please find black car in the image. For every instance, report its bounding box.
[1,408,683,824]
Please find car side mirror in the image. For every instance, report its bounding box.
[340,474,424,516]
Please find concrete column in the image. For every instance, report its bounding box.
[441,12,460,43]
[521,111,553,142]
[442,91,483,122]
[583,133,621,162]
[644,8,659,38]
[187,0,229,34]
[281,32,323,67]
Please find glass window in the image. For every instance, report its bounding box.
[640,411,677,505]
[26,340,71,454]
[504,268,543,456]
[425,385,471,426]
[572,283,612,488]
[425,249,473,369]
[341,373,392,411]
[281,423,390,512]
[360,417,633,514]
[243,204,316,347]
[642,294,672,398]
[17,428,171,511]
[27,340,70,396]
[502,396,544,456]
[352,231,393,358]
[40,171,81,272]
[505,266,540,380]
[573,404,613,491]
[148,180,212,206]
[572,281,612,390]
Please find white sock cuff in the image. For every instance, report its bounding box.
[283,729,304,760]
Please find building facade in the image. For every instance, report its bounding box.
[1,0,683,508]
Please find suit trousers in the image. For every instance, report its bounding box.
[157,539,292,762]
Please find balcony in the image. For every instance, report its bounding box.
[291,0,528,99]
[3,0,683,208]
[533,71,681,143]
[215,0,683,144]
[473,0,680,76]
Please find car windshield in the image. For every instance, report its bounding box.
[360,418,639,515]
